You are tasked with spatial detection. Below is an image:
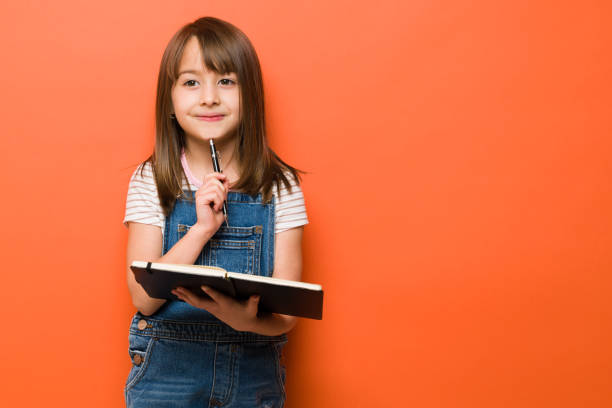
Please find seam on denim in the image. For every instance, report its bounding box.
[218,225,262,235]
[209,342,218,408]
[249,238,254,275]
[210,240,255,248]
[202,244,206,265]
[130,316,286,339]
[128,330,285,343]
[227,344,240,407]
[125,335,156,392]
[216,344,238,405]
[228,343,238,404]
[250,230,258,276]
[267,198,275,277]
[181,223,263,236]
[272,343,287,400]
[134,316,224,326]
[162,215,170,255]
[204,242,210,265]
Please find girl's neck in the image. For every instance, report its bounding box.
[183,137,239,185]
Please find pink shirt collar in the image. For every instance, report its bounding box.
[180,149,203,189]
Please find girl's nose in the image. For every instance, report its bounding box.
[199,82,219,106]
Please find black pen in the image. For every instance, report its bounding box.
[209,139,228,225]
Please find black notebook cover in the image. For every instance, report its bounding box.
[131,261,323,320]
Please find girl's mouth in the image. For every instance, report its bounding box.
[196,115,224,122]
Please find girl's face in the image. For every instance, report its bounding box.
[171,36,241,146]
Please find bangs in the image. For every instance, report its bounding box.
[197,34,237,75]
[167,31,238,81]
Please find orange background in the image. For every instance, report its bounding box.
[1,1,610,406]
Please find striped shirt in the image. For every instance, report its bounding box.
[123,158,308,234]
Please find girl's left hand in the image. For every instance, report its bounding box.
[171,286,260,332]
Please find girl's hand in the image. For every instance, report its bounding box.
[171,286,260,332]
[195,173,229,235]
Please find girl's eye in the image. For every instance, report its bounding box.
[218,78,236,86]
[184,80,198,87]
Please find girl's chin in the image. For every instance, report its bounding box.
[185,133,237,145]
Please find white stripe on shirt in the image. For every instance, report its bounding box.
[123,162,308,235]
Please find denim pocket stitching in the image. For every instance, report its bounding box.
[210,343,240,406]
[209,239,257,274]
[271,342,287,401]
[125,336,157,392]
[210,240,255,249]
[178,223,261,275]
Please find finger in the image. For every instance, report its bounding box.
[172,287,189,303]
[206,171,227,179]
[199,182,227,206]
[198,179,226,198]
[173,287,216,311]
[201,285,231,305]
[246,295,260,316]
[208,190,225,212]
[209,177,226,191]
[198,187,223,202]
[210,185,226,210]
[204,172,227,186]
[172,287,192,302]
[200,190,225,212]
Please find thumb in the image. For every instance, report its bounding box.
[248,295,260,312]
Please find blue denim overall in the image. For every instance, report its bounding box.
[125,191,287,408]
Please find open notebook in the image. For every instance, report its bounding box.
[131,261,323,320]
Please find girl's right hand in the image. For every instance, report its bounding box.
[195,172,229,235]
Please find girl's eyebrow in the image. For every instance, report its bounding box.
[178,69,236,77]
[178,69,201,76]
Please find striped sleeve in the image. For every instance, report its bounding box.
[274,174,308,234]
[123,163,165,229]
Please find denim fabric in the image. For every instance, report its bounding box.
[125,191,287,407]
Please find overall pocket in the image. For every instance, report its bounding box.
[178,224,263,274]
[125,333,156,392]
[272,340,288,400]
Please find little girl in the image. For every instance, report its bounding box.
[123,16,307,407]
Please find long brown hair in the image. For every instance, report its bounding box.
[145,16,300,216]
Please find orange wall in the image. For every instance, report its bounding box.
[1,1,610,406]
